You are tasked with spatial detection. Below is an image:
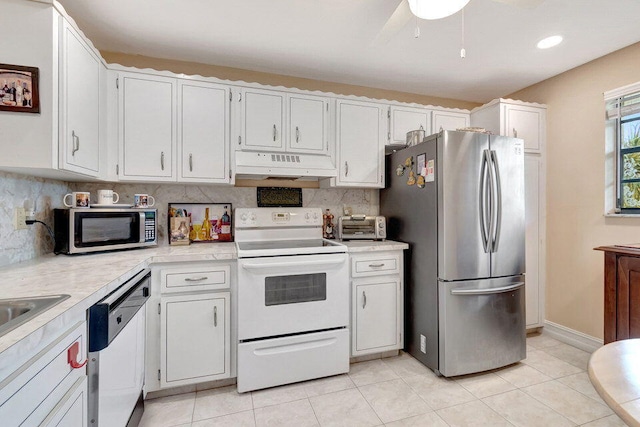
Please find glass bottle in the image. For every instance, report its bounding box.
[220,206,231,241]
[323,209,334,239]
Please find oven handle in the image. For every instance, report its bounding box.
[241,258,346,271]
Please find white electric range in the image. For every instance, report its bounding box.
[235,207,350,393]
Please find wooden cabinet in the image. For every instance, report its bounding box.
[59,19,102,177]
[350,251,403,356]
[336,99,385,188]
[161,293,230,387]
[432,110,469,133]
[118,72,176,181]
[388,105,430,146]
[471,98,547,328]
[178,80,230,183]
[240,88,285,151]
[596,246,640,344]
[288,94,329,154]
[146,262,233,392]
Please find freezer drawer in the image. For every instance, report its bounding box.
[237,329,349,393]
[438,275,525,377]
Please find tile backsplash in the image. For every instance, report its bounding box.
[0,170,378,268]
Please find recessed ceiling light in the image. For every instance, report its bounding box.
[536,35,563,49]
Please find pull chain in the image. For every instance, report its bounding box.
[460,8,466,58]
[414,16,420,38]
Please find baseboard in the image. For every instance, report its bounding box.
[542,320,603,353]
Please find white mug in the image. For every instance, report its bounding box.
[96,189,119,205]
[63,192,90,208]
[134,194,155,208]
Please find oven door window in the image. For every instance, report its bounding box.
[75,213,140,247]
[265,273,327,306]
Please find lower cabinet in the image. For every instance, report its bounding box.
[350,251,404,357]
[161,293,230,387]
[146,262,233,392]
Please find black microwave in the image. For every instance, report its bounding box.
[54,208,157,254]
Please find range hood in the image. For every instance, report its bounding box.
[234,151,337,180]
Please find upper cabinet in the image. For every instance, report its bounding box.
[240,88,285,151]
[335,99,385,188]
[287,93,329,154]
[432,110,470,133]
[118,73,177,181]
[388,106,430,146]
[470,99,545,153]
[178,81,231,184]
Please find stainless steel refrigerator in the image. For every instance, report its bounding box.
[380,130,526,377]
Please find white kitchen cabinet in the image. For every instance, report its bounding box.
[389,105,430,146]
[335,99,386,188]
[350,251,404,356]
[288,93,329,154]
[161,293,230,387]
[432,110,470,133]
[59,19,102,177]
[240,88,285,151]
[0,322,87,427]
[118,72,176,181]
[471,98,546,328]
[178,80,231,183]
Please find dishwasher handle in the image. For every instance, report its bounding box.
[450,282,524,296]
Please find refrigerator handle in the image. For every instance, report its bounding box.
[490,150,502,252]
[450,282,524,295]
[487,149,497,253]
[479,150,490,253]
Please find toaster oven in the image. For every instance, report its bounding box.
[337,215,386,241]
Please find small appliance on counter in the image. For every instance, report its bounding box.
[337,215,386,241]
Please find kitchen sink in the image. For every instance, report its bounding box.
[0,295,70,337]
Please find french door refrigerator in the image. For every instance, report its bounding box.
[380,130,526,377]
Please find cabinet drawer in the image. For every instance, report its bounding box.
[351,253,401,277]
[0,322,87,427]
[160,264,231,293]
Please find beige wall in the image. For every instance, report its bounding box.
[101,51,479,111]
[509,42,640,339]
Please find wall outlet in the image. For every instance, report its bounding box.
[420,334,426,353]
[14,207,27,230]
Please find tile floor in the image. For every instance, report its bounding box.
[139,334,627,427]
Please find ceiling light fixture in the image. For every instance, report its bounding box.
[536,35,563,49]
[407,0,471,20]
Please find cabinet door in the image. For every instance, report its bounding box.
[504,105,545,153]
[161,293,230,387]
[336,100,385,187]
[178,81,230,183]
[353,279,399,354]
[41,377,87,427]
[389,106,430,145]
[59,20,101,177]
[241,88,285,150]
[617,257,640,340]
[525,154,543,328]
[288,94,328,153]
[119,73,176,180]
[432,110,469,133]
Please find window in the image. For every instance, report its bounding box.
[605,84,640,214]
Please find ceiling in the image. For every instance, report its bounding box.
[57,0,640,103]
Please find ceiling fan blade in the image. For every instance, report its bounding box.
[371,0,413,46]
[491,0,545,8]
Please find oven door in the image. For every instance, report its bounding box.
[237,253,349,340]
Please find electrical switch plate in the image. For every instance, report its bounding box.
[14,207,27,230]
[420,334,426,353]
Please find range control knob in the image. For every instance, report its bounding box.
[305,213,310,219]
[313,212,319,220]
[240,213,248,221]
[250,213,257,221]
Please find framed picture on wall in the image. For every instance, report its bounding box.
[0,64,40,113]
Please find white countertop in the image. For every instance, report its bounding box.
[0,240,407,382]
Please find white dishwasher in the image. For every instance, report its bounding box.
[88,269,150,427]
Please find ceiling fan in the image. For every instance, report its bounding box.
[373,0,545,46]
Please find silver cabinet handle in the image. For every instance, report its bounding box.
[161,151,165,170]
[345,161,349,176]
[71,131,79,156]
[189,153,193,172]
[273,124,277,142]
[296,126,300,143]
[214,306,217,327]
[362,291,367,309]
[368,263,384,268]
[184,276,208,282]
[513,128,518,138]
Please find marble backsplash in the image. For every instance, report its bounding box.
[0,170,379,268]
